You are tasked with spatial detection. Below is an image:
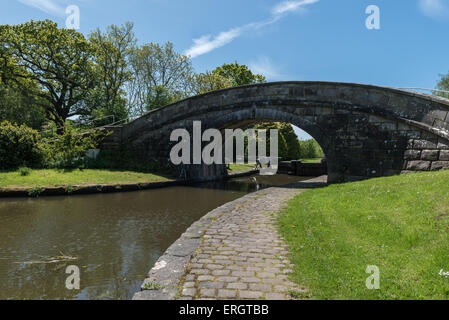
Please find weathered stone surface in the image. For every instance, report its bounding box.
[431,161,449,171]
[421,150,439,161]
[440,150,449,161]
[104,82,449,184]
[404,150,421,160]
[406,161,431,171]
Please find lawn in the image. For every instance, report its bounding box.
[300,158,323,163]
[227,163,256,172]
[0,169,171,188]
[279,170,449,299]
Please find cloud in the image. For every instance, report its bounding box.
[272,0,320,15]
[249,56,283,80]
[419,0,449,19]
[18,0,67,16]
[184,0,319,58]
[184,27,244,59]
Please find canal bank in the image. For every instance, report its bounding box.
[133,176,327,300]
[0,169,258,198]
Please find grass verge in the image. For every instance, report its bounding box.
[227,163,256,172]
[300,158,323,163]
[278,170,449,299]
[0,169,171,188]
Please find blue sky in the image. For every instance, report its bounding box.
[2,0,449,139]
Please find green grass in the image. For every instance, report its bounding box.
[227,163,255,172]
[300,158,323,163]
[278,170,449,300]
[0,169,171,188]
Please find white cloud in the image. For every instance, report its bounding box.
[249,56,283,80]
[272,0,320,15]
[18,0,66,16]
[419,0,449,19]
[184,0,319,58]
[184,27,244,59]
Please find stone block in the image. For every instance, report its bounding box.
[406,161,431,171]
[421,150,439,161]
[431,161,449,171]
[413,139,438,149]
[404,150,421,161]
[440,150,449,161]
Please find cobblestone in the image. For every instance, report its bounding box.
[177,185,309,300]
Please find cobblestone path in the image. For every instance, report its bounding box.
[178,186,307,300]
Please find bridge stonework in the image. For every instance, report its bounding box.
[105,82,449,183]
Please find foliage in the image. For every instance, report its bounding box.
[86,22,136,125]
[278,123,301,160]
[41,125,110,169]
[435,72,449,99]
[0,81,47,130]
[0,20,96,132]
[212,62,266,86]
[127,42,193,114]
[254,122,304,160]
[19,167,32,176]
[192,71,234,95]
[298,139,324,159]
[279,170,449,299]
[0,121,43,169]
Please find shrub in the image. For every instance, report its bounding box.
[0,121,43,170]
[41,125,110,169]
[19,167,32,176]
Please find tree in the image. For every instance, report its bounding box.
[436,72,449,99]
[0,81,47,130]
[87,22,136,125]
[192,71,233,95]
[0,20,95,133]
[191,62,265,95]
[127,42,193,114]
[212,62,266,86]
[278,123,301,160]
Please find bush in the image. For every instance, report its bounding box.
[0,121,43,170]
[19,167,32,176]
[41,125,110,169]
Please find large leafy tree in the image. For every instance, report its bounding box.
[0,20,95,133]
[87,22,136,125]
[127,42,194,114]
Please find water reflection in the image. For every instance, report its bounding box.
[0,174,306,300]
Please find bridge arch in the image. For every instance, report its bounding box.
[106,82,449,183]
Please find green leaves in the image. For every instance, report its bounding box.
[0,20,95,130]
[0,121,42,169]
[212,62,266,87]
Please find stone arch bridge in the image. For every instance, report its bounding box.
[104,81,449,184]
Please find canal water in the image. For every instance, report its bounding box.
[0,174,305,300]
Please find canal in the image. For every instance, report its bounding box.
[0,174,306,300]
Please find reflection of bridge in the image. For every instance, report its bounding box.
[105,81,449,183]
